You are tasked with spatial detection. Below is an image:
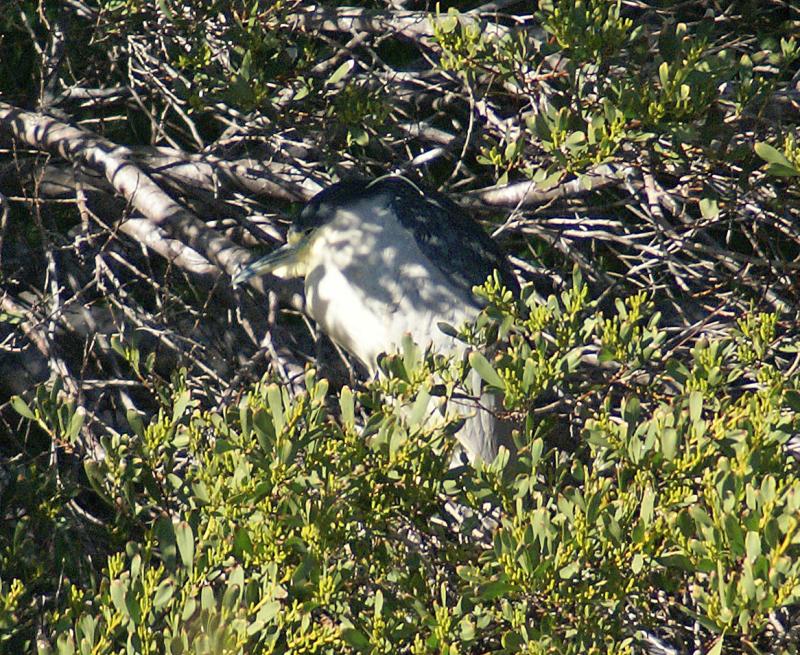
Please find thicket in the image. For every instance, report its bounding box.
[1,1,799,653]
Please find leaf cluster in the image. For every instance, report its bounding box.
[4,277,800,653]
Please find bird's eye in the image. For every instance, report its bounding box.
[288,227,314,245]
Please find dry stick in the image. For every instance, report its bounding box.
[0,293,68,381]
[8,139,84,410]
[466,164,630,209]
[0,102,309,427]
[128,41,204,149]
[0,101,300,307]
[291,4,511,42]
[0,189,8,271]
[133,146,316,202]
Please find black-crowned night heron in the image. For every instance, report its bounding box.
[233,175,519,464]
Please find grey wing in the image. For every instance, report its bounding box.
[386,180,520,300]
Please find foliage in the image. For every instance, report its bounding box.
[755,133,800,179]
[537,0,633,62]
[4,274,800,653]
[3,1,800,654]
[434,3,798,186]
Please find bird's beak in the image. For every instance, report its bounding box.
[232,228,310,287]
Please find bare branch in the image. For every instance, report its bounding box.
[0,101,300,302]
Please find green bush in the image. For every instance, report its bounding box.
[2,2,800,653]
[3,275,799,654]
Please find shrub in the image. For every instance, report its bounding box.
[4,275,799,653]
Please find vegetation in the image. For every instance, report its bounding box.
[1,1,799,653]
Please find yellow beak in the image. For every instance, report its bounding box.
[231,228,310,286]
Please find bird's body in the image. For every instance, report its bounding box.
[300,189,484,369]
[234,175,518,464]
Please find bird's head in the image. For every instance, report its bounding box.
[232,224,317,286]
[231,180,367,287]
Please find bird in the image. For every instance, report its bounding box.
[233,175,519,464]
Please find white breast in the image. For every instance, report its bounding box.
[300,197,509,464]
[303,199,479,371]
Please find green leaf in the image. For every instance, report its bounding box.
[460,617,476,641]
[585,491,602,525]
[326,60,353,85]
[155,516,177,570]
[529,437,544,468]
[661,428,678,460]
[522,358,536,391]
[745,531,760,562]
[239,50,252,82]
[153,580,175,609]
[126,409,145,438]
[341,628,370,649]
[760,475,776,505]
[214,439,236,454]
[201,586,215,611]
[401,333,422,373]
[558,561,579,580]
[707,632,725,655]
[77,614,96,647]
[408,387,431,429]
[755,142,794,167]
[253,408,275,450]
[658,61,670,88]
[785,390,800,411]
[256,600,282,624]
[640,486,655,526]
[10,395,35,420]
[436,321,459,338]
[56,633,76,655]
[689,505,712,527]
[66,407,85,442]
[175,521,194,569]
[340,386,355,430]
[83,460,113,505]
[267,384,284,434]
[172,390,191,423]
[565,130,586,147]
[699,197,719,219]
[437,7,460,34]
[631,552,644,574]
[222,582,240,611]
[110,334,126,358]
[765,162,800,177]
[277,435,294,464]
[666,358,690,386]
[477,578,512,601]
[182,598,197,621]
[229,565,245,593]
[130,553,141,579]
[294,80,310,101]
[468,351,505,389]
[658,552,694,571]
[623,395,641,423]
[109,580,128,617]
[348,126,369,146]
[724,514,745,556]
[689,390,703,422]
[234,526,253,558]
[388,425,406,456]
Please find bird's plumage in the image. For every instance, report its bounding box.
[295,177,520,302]
[234,175,517,464]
